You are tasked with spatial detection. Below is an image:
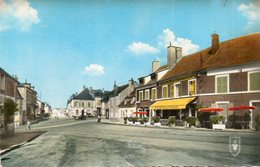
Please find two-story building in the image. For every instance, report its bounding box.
[118,89,136,118]
[151,33,260,129]
[17,82,37,124]
[102,79,135,120]
[136,44,182,120]
[67,87,105,117]
[0,68,23,130]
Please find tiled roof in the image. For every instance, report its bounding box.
[118,89,136,108]
[154,64,168,73]
[161,33,260,81]
[73,88,94,100]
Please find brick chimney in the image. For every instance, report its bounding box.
[211,33,219,54]
[167,43,182,69]
[152,60,160,72]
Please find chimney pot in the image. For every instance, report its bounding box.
[211,33,219,54]
[167,45,182,69]
[152,60,160,72]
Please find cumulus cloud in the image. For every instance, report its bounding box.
[238,1,260,30]
[127,42,159,55]
[158,28,199,56]
[0,0,39,32]
[84,64,105,76]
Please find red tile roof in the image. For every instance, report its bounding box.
[161,33,260,81]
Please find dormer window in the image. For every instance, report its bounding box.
[150,73,157,80]
[139,77,144,84]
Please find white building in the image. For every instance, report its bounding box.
[102,79,136,120]
[67,87,105,117]
[118,89,136,119]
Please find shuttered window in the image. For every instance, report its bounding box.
[216,76,228,93]
[151,88,157,100]
[162,85,168,98]
[170,84,174,97]
[249,72,260,91]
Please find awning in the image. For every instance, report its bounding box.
[228,105,256,111]
[133,112,147,115]
[199,108,223,113]
[150,97,195,110]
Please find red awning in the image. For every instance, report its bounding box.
[133,112,147,115]
[198,108,223,113]
[228,105,256,111]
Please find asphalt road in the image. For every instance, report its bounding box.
[1,119,260,166]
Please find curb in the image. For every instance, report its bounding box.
[101,122,256,133]
[0,131,46,156]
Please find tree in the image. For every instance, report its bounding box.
[1,98,18,135]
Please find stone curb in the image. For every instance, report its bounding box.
[0,132,46,156]
[101,121,256,133]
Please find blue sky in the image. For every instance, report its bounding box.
[0,0,259,108]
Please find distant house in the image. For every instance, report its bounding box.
[102,79,135,119]
[17,82,37,124]
[67,87,106,117]
[118,89,136,118]
[0,68,23,132]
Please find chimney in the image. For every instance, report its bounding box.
[211,33,219,54]
[167,44,182,69]
[152,60,160,72]
[128,78,134,87]
[113,81,117,95]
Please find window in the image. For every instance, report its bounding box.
[88,102,91,107]
[162,85,168,98]
[249,72,260,91]
[174,83,181,97]
[151,88,157,100]
[81,102,84,107]
[138,91,143,101]
[216,75,228,93]
[145,89,150,100]
[74,101,78,107]
[188,79,196,96]
[170,84,174,97]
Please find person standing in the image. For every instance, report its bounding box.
[26,120,31,130]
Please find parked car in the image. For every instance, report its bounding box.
[74,115,86,120]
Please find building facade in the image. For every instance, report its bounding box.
[67,87,105,117]
[150,33,260,129]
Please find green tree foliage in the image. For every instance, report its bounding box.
[1,98,18,135]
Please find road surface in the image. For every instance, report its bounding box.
[1,118,260,166]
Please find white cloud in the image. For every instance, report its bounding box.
[158,28,199,56]
[0,0,39,32]
[127,42,159,55]
[238,1,260,29]
[84,64,105,76]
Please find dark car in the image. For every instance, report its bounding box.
[74,115,86,120]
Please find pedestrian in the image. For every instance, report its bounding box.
[97,114,101,123]
[26,120,31,130]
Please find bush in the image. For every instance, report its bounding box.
[132,117,138,123]
[138,118,144,124]
[143,117,149,123]
[185,117,197,127]
[218,116,225,124]
[168,116,176,127]
[209,115,219,124]
[128,117,133,122]
[152,116,160,123]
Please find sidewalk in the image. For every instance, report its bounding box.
[0,131,46,155]
[101,119,256,133]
